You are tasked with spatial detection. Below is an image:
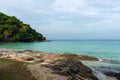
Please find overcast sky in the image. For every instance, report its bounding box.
[0,0,120,39]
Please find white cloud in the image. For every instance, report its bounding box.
[53,0,85,12]
[0,0,120,39]
[53,0,99,15]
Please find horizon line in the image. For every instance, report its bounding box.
[49,39,120,41]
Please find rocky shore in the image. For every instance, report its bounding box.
[0,49,98,62]
[0,49,119,80]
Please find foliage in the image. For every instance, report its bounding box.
[0,12,46,42]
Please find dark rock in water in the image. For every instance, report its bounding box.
[93,66,120,73]
[92,66,120,80]
[101,59,120,64]
[104,72,120,80]
[43,59,98,80]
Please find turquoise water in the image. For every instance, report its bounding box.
[0,40,120,60]
[0,40,120,73]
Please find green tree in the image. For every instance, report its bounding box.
[0,12,46,42]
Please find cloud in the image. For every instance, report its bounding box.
[53,0,85,12]
[53,0,99,15]
[0,0,120,39]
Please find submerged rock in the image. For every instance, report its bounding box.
[101,59,120,64]
[104,72,120,80]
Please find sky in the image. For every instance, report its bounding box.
[0,0,120,39]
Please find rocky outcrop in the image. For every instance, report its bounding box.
[0,49,99,80]
[43,58,98,80]
[53,54,98,61]
[0,49,98,62]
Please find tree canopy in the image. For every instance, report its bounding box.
[0,12,46,42]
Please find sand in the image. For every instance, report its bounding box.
[27,63,69,80]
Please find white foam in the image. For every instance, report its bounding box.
[92,68,117,80]
[92,68,106,80]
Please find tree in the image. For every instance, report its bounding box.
[0,12,46,42]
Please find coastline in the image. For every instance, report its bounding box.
[0,49,119,80]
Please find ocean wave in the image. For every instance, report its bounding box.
[92,66,120,73]
[99,58,120,64]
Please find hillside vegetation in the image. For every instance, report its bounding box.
[0,12,46,42]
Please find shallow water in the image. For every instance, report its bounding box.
[0,40,120,60]
[92,68,117,80]
[82,60,120,80]
[82,61,120,72]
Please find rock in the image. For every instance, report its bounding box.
[43,58,98,80]
[103,72,120,80]
[34,54,43,58]
[21,55,34,61]
[0,49,99,80]
[70,65,79,73]
[26,57,34,61]
[101,59,120,64]
[38,59,44,63]
[17,51,24,53]
[60,54,98,61]
[79,55,98,61]
[117,73,120,80]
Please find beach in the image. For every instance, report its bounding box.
[0,49,119,80]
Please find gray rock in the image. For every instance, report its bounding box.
[43,59,98,80]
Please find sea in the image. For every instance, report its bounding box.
[0,40,120,60]
[0,40,120,76]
